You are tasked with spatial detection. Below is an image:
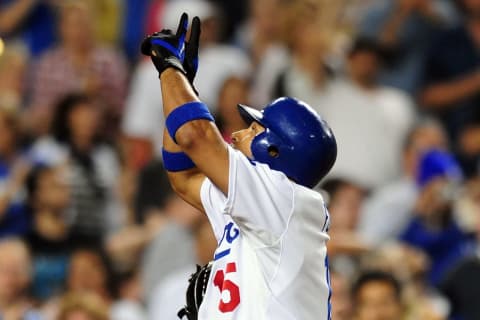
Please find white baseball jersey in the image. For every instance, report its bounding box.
[198,146,331,320]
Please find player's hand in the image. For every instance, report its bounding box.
[141,13,189,76]
[183,16,201,85]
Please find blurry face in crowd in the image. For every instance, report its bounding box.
[68,102,100,147]
[231,121,265,159]
[354,280,403,320]
[218,77,250,132]
[0,240,31,304]
[35,167,70,212]
[328,184,365,231]
[404,124,448,177]
[251,0,282,38]
[293,19,327,57]
[348,51,380,87]
[0,111,16,157]
[67,251,107,295]
[417,178,453,217]
[60,4,95,51]
[286,1,329,58]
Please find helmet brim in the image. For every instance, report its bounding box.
[237,104,264,126]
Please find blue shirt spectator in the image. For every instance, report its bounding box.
[400,149,474,286]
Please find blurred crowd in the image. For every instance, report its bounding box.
[0,0,480,319]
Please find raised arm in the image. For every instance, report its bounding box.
[142,14,230,209]
[0,0,37,34]
[420,71,480,109]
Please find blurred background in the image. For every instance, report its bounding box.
[0,0,480,319]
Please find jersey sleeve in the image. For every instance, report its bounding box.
[200,146,294,241]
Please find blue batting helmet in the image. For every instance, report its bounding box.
[238,97,337,188]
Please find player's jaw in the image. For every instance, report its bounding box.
[231,121,265,158]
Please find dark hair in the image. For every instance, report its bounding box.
[352,270,402,301]
[134,159,174,223]
[321,178,351,197]
[51,93,99,145]
[25,164,52,207]
[321,178,365,202]
[348,37,385,57]
[50,93,104,179]
[68,246,115,297]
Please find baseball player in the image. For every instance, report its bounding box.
[141,13,337,320]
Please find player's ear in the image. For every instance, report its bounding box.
[267,145,279,158]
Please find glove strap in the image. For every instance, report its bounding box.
[162,149,195,172]
[155,56,187,78]
[166,102,214,143]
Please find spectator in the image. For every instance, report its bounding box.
[360,243,449,320]
[148,218,217,320]
[140,192,202,299]
[0,238,42,319]
[58,292,109,320]
[215,76,251,143]
[359,120,449,245]
[323,178,366,234]
[400,149,474,286]
[321,178,369,277]
[272,0,334,108]
[321,37,416,189]
[84,0,122,46]
[25,164,72,301]
[237,0,290,106]
[236,0,283,65]
[30,0,127,136]
[359,0,455,94]
[106,160,198,297]
[32,94,121,246]
[67,249,111,303]
[0,106,30,237]
[106,183,167,270]
[440,178,480,320]
[421,0,480,175]
[110,269,146,320]
[352,270,405,320]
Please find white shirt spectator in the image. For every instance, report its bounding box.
[122,60,165,155]
[358,178,418,245]
[320,79,415,189]
[148,266,194,320]
[111,300,147,320]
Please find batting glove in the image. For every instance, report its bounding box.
[141,13,188,76]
